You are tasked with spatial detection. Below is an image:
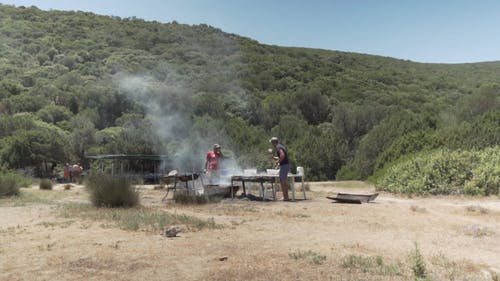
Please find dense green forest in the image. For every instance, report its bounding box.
[0,4,499,194]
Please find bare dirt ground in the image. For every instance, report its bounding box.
[1,181,499,281]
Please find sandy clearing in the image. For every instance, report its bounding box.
[1,181,499,281]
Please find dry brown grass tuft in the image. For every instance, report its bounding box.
[462,224,494,237]
[204,252,412,281]
[410,205,427,213]
[465,205,489,214]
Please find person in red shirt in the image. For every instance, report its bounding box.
[204,144,223,184]
[63,162,70,183]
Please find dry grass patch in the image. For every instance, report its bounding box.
[64,256,151,278]
[36,220,75,229]
[206,252,410,281]
[429,253,485,281]
[205,244,487,281]
[465,205,489,214]
[341,254,403,277]
[289,249,327,265]
[273,210,311,218]
[0,188,69,207]
[462,223,494,237]
[410,205,427,213]
[2,180,498,281]
[205,252,336,281]
[203,204,260,216]
[57,202,223,232]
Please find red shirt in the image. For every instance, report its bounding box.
[206,150,223,170]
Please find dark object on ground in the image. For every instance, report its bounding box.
[164,226,182,237]
[327,193,379,204]
[241,193,274,202]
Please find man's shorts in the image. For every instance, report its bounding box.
[279,164,290,181]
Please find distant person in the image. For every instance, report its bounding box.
[72,163,83,183]
[63,162,70,183]
[270,137,290,201]
[204,144,223,184]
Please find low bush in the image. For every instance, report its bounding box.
[376,147,500,196]
[0,171,25,196]
[463,148,500,196]
[373,130,440,175]
[39,178,53,190]
[86,172,139,207]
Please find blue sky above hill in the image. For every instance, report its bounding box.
[2,0,500,63]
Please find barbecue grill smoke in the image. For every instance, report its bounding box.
[114,69,244,178]
[114,31,247,179]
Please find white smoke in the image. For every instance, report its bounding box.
[112,30,251,179]
[114,72,245,177]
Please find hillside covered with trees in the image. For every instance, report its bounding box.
[0,4,499,194]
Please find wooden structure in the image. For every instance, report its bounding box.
[85,154,170,183]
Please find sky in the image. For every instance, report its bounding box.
[1,0,500,64]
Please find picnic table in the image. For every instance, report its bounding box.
[230,172,306,201]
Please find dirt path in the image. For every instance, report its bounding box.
[1,182,499,281]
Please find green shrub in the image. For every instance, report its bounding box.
[0,171,24,196]
[39,178,53,190]
[86,172,139,208]
[345,111,436,180]
[442,111,500,150]
[463,147,500,196]
[373,130,440,175]
[336,163,362,180]
[376,147,500,196]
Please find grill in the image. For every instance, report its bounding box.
[161,170,239,201]
[162,170,199,182]
[169,173,200,182]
